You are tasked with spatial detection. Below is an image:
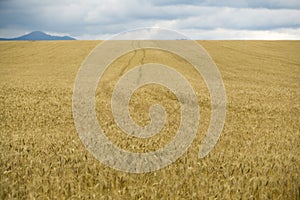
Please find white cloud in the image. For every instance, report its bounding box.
[181,28,300,40]
[151,0,300,9]
[169,7,300,30]
[0,0,299,39]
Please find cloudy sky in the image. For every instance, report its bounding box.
[0,0,300,39]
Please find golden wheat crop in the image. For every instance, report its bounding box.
[0,40,299,199]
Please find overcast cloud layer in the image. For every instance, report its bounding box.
[0,0,299,39]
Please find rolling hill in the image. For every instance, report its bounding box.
[0,31,76,41]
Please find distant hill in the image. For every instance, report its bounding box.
[0,31,76,41]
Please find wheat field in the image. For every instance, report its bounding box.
[0,40,299,199]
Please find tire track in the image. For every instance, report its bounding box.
[119,49,137,77]
[137,47,146,84]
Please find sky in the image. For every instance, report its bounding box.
[0,0,300,40]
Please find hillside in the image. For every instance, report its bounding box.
[0,31,76,41]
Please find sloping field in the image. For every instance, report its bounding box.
[0,40,299,199]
